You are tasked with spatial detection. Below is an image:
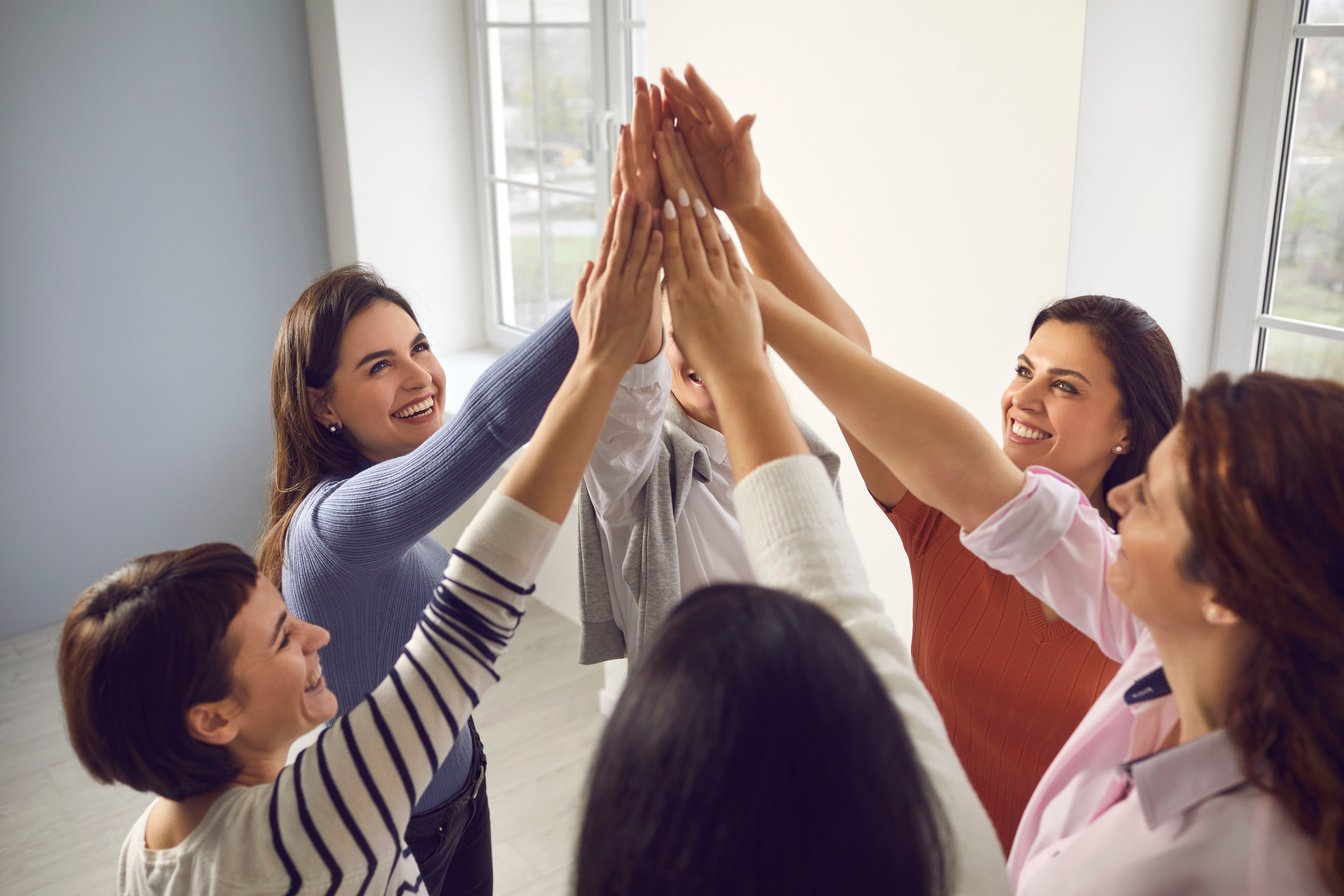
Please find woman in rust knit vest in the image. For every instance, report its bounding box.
[659,65,1184,849]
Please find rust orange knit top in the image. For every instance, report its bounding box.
[883,492,1120,852]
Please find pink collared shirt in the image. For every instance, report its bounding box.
[961,468,1326,895]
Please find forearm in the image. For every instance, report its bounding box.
[501,351,627,523]
[706,359,809,479]
[732,195,870,349]
[767,299,1023,530]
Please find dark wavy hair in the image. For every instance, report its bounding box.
[257,264,419,583]
[575,584,949,896]
[1179,372,1344,892]
[1032,295,1183,513]
[59,543,256,801]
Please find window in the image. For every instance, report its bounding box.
[1215,0,1344,379]
[468,0,646,343]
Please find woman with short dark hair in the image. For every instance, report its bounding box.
[60,193,663,895]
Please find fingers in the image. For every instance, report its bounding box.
[654,126,711,280]
[606,191,637,275]
[634,229,663,302]
[650,84,664,131]
[616,124,636,197]
[632,78,653,162]
[573,259,595,306]
[660,195,688,288]
[592,196,621,278]
[620,199,653,281]
[719,224,750,291]
[659,68,710,125]
[683,64,736,134]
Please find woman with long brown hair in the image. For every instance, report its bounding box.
[258,264,577,895]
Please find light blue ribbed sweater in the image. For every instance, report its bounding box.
[281,307,577,813]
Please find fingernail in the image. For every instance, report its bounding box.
[664,199,677,220]
[717,220,730,241]
[693,198,707,219]
[677,188,690,207]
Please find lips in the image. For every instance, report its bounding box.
[1009,418,1052,441]
[393,396,435,420]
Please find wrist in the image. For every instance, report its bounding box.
[697,352,773,388]
[728,192,777,233]
[572,346,633,384]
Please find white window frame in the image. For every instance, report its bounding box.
[1213,0,1344,373]
[466,0,646,349]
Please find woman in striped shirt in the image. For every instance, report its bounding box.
[57,192,663,895]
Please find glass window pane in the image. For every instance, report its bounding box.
[536,0,589,23]
[487,27,538,183]
[1307,0,1344,24]
[535,191,597,329]
[1261,328,1344,380]
[629,0,646,21]
[629,26,648,80]
[1268,37,1344,329]
[485,0,531,23]
[536,28,594,190]
[497,183,544,329]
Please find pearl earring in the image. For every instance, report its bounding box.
[1113,445,1124,454]
[328,423,341,435]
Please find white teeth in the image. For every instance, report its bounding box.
[1011,420,1051,441]
[306,666,322,690]
[393,397,434,419]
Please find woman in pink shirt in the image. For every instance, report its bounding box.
[756,281,1344,892]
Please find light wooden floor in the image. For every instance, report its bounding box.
[0,602,605,895]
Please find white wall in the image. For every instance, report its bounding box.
[648,0,1088,638]
[1065,0,1253,381]
[0,1,329,638]
[305,0,486,354]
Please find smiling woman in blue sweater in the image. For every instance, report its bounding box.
[256,264,578,895]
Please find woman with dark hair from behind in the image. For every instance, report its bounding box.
[257,262,580,894]
[575,125,1010,896]
[59,193,663,895]
[657,65,1184,849]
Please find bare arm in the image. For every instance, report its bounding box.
[661,65,905,505]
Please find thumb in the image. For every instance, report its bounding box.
[733,114,757,149]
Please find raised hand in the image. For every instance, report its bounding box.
[571,192,663,371]
[653,120,762,383]
[611,77,665,210]
[659,64,762,219]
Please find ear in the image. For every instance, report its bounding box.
[1200,594,1241,627]
[306,386,338,429]
[1111,420,1132,456]
[185,698,241,747]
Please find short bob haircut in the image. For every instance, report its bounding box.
[575,584,949,896]
[58,543,257,801]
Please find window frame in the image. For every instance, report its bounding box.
[1213,0,1344,374]
[466,0,646,349]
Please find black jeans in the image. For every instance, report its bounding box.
[404,718,493,896]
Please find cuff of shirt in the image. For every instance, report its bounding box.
[622,339,669,390]
[959,466,1084,577]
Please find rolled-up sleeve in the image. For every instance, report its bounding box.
[961,467,1142,663]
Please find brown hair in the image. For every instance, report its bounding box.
[257,264,419,583]
[58,543,256,800]
[1032,296,1183,511]
[1180,372,1344,892]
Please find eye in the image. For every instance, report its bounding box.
[1052,380,1080,395]
[368,359,389,376]
[1014,364,1031,378]
[1135,481,1147,505]
[413,340,431,354]
[278,631,291,651]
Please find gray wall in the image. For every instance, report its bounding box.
[0,1,329,638]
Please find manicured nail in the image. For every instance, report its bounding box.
[717,220,730,241]
[693,198,707,219]
[677,188,690,207]
[663,199,676,219]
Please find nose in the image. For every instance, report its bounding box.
[303,620,331,651]
[1009,377,1046,410]
[402,356,434,391]
[1107,478,1136,518]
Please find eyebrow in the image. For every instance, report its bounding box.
[270,611,287,649]
[1018,355,1093,387]
[353,333,428,372]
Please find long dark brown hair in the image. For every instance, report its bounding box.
[257,265,419,583]
[1032,295,1183,515]
[1180,372,1344,892]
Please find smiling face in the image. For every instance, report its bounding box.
[309,300,446,464]
[1105,428,1218,637]
[224,577,336,755]
[1000,320,1130,505]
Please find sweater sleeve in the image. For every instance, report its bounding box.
[265,491,558,893]
[735,456,1011,896]
[293,307,578,570]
